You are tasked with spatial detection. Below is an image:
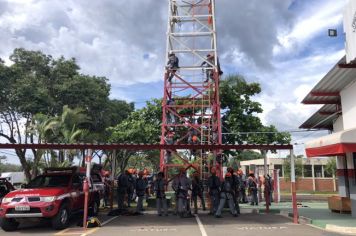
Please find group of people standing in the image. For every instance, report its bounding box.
[115,167,274,218]
[116,169,151,215]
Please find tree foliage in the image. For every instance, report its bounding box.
[220,75,291,156]
[283,155,303,181]
[107,99,162,173]
[0,48,133,181]
[324,157,336,177]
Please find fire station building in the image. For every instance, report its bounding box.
[299,0,356,218]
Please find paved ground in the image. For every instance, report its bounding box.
[1,209,348,236]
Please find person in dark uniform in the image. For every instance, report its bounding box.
[227,167,240,215]
[172,168,191,218]
[215,172,238,218]
[153,172,168,216]
[117,170,129,210]
[191,172,206,214]
[207,167,220,215]
[166,52,179,82]
[135,171,147,215]
[127,169,135,208]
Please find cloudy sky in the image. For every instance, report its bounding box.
[0,0,348,157]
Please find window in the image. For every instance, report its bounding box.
[314,165,323,178]
[274,164,283,177]
[324,165,333,178]
[28,175,71,188]
[303,165,312,177]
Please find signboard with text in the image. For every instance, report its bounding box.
[344,0,356,63]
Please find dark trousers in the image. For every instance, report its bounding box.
[209,192,219,214]
[192,193,206,214]
[117,192,126,210]
[250,189,258,205]
[239,188,248,203]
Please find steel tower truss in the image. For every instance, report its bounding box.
[160,0,222,178]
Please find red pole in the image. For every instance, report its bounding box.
[291,182,298,224]
[83,178,89,229]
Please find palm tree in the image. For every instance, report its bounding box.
[32,105,91,168]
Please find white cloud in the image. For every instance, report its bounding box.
[0,0,166,87]
[0,0,349,157]
[274,0,346,56]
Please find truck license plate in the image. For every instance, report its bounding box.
[15,205,30,211]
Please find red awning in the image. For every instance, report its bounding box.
[305,128,356,157]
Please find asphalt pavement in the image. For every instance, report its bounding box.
[1,209,348,236]
[95,212,348,236]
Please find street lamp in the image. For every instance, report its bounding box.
[328,29,338,37]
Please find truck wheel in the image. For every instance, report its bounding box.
[1,218,19,232]
[89,199,99,216]
[51,203,70,230]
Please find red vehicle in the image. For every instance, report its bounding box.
[0,167,100,231]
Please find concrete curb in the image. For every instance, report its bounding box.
[325,224,356,235]
[280,212,356,235]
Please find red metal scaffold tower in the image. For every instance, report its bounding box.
[160,0,223,179]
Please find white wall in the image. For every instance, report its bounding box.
[344,0,356,63]
[341,81,356,129]
[333,115,344,132]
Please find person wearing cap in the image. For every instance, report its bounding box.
[153,172,168,216]
[190,135,200,159]
[227,167,240,215]
[134,171,147,215]
[172,167,191,217]
[248,172,258,206]
[207,167,221,215]
[191,172,206,214]
[215,172,238,218]
[143,169,151,205]
[166,52,179,82]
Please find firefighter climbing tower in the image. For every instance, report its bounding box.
[160,0,222,178]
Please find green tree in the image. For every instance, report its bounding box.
[0,162,22,173]
[108,99,162,173]
[324,157,336,177]
[0,48,132,180]
[283,155,303,181]
[220,75,291,157]
[39,105,91,163]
